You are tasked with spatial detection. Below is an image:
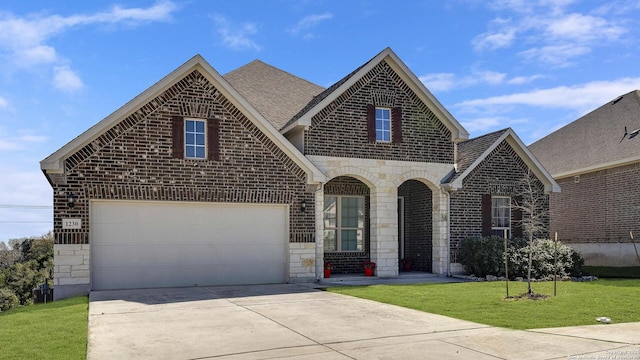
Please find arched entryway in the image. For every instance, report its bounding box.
[323,176,371,274]
[397,179,433,272]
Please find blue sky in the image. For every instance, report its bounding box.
[1,0,640,242]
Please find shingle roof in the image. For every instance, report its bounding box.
[282,55,373,130]
[443,129,509,184]
[223,60,325,130]
[529,90,640,176]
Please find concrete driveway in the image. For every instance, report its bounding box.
[88,284,640,359]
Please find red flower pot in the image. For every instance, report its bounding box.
[324,268,331,278]
[364,267,374,276]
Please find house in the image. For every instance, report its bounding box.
[41,48,559,300]
[529,90,640,266]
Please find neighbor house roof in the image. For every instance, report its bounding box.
[529,90,640,178]
[40,55,326,184]
[281,47,470,142]
[443,128,560,194]
[224,60,325,130]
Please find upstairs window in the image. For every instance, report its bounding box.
[375,107,391,142]
[172,116,220,161]
[367,104,402,143]
[185,119,206,159]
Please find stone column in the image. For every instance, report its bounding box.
[370,184,399,277]
[431,189,449,274]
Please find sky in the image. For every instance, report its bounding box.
[1,0,640,242]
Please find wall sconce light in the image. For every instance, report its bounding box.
[301,199,307,212]
[67,192,77,208]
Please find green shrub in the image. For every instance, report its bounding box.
[459,237,584,279]
[0,287,20,312]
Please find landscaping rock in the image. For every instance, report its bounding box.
[486,275,498,281]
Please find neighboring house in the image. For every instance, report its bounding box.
[41,48,559,300]
[530,90,640,266]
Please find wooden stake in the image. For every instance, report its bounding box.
[553,232,558,297]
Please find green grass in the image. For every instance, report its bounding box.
[584,266,640,278]
[0,296,88,360]
[329,279,640,329]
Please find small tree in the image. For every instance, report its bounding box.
[513,169,549,296]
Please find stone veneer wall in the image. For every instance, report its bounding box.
[449,141,549,265]
[398,180,433,272]
[309,155,452,276]
[49,70,316,297]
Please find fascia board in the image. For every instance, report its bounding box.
[449,129,561,194]
[552,155,640,179]
[40,55,206,173]
[383,52,469,142]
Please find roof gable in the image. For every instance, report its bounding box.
[529,90,640,177]
[281,47,469,142]
[224,60,324,130]
[444,128,560,193]
[40,55,325,184]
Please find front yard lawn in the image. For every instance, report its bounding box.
[329,279,640,329]
[0,296,88,360]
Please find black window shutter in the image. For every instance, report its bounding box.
[366,104,376,143]
[481,194,492,237]
[392,106,403,143]
[171,116,184,159]
[512,196,523,239]
[208,118,220,161]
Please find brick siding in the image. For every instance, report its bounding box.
[50,69,314,245]
[449,141,549,262]
[550,162,640,243]
[304,61,453,163]
[398,180,433,271]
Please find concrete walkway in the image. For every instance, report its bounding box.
[88,284,640,360]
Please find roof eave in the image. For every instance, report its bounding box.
[284,48,470,142]
[447,129,560,194]
[552,155,640,179]
[40,55,326,185]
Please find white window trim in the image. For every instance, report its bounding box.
[324,195,365,252]
[491,196,511,238]
[185,118,207,159]
[375,107,391,143]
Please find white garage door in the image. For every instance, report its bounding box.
[91,201,288,290]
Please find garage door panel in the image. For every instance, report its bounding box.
[91,201,288,290]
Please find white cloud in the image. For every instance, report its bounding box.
[0,96,8,109]
[0,133,48,151]
[288,12,333,38]
[455,77,640,115]
[420,70,537,92]
[53,66,84,92]
[212,14,261,51]
[519,44,591,67]
[473,27,517,51]
[0,1,178,89]
[475,2,631,66]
